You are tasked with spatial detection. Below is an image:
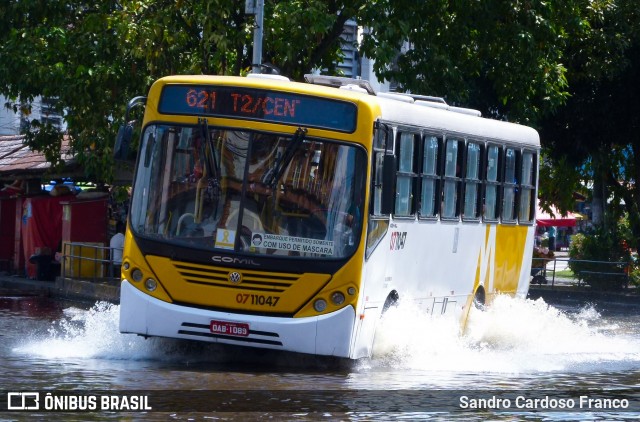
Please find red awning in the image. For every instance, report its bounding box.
[536,201,581,227]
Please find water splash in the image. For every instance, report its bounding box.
[12,295,640,375]
[368,295,640,374]
[12,301,337,369]
[12,301,194,361]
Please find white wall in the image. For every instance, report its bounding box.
[0,95,66,135]
[0,95,22,135]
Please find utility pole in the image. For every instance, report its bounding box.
[246,0,264,74]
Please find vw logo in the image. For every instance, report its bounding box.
[228,271,242,284]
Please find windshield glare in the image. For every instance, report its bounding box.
[130,124,366,259]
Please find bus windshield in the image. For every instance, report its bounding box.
[130,124,367,259]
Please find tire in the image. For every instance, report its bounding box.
[473,287,486,310]
[382,291,399,314]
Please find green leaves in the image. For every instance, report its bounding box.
[1,0,638,223]
[266,0,368,80]
[0,1,247,182]
[359,0,579,123]
[0,0,370,183]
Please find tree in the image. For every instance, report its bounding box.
[3,0,634,204]
[265,0,369,80]
[537,154,585,217]
[0,1,151,179]
[538,0,640,250]
[0,0,358,182]
[358,0,597,124]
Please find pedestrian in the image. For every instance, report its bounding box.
[548,226,557,252]
[110,221,125,278]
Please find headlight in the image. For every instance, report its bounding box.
[144,278,157,292]
[330,291,345,305]
[313,299,327,312]
[131,268,143,282]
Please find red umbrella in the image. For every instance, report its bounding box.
[536,200,581,227]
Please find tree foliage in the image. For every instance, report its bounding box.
[0,0,356,181]
[568,226,632,290]
[1,0,640,254]
[0,0,588,181]
[538,0,640,249]
[537,153,584,217]
[266,0,369,80]
[0,1,149,180]
[358,0,597,124]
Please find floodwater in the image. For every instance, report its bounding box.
[1,289,639,421]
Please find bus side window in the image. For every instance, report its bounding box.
[442,138,463,219]
[373,152,385,215]
[502,147,518,222]
[419,135,440,218]
[395,132,417,217]
[462,142,482,220]
[371,122,394,216]
[367,129,393,258]
[483,145,501,221]
[518,150,536,223]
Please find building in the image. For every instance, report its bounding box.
[337,23,407,94]
[0,95,66,136]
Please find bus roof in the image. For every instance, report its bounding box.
[152,75,540,147]
[375,96,540,147]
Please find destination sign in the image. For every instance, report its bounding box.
[158,84,357,133]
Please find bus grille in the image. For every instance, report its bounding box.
[173,262,299,293]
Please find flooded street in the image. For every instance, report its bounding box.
[1,290,640,420]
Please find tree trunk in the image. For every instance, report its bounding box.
[631,141,640,252]
[591,158,606,227]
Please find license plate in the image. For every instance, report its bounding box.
[210,320,250,337]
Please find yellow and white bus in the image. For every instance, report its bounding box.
[115,73,539,359]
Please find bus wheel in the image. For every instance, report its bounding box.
[382,291,399,315]
[473,287,486,311]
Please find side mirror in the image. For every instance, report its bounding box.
[114,124,133,161]
[114,96,147,162]
[380,154,396,215]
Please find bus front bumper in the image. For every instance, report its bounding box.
[119,280,356,358]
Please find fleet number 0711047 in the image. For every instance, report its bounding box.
[236,293,280,307]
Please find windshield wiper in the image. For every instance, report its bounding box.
[263,127,307,188]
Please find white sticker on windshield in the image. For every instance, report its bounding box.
[253,233,334,255]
